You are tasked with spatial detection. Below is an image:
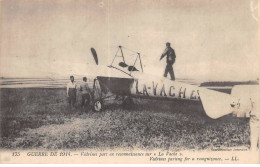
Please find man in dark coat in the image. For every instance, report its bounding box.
[160,42,176,80]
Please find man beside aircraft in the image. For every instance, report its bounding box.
[160,42,176,81]
[80,77,92,108]
[67,75,77,107]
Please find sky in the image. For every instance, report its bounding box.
[0,0,259,81]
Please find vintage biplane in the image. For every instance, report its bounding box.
[90,46,259,119]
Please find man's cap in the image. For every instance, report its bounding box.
[166,42,171,46]
[83,77,87,80]
[70,75,74,78]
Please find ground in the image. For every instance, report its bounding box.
[0,88,250,150]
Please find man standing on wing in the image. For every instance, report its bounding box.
[160,42,176,80]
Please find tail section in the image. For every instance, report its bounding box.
[199,85,260,119]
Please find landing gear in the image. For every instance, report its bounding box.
[92,78,134,111]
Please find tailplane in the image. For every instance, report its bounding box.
[199,85,260,119]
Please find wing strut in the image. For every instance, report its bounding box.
[138,53,143,72]
[119,46,126,63]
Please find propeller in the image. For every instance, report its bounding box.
[91,48,98,65]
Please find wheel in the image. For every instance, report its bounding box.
[93,100,103,112]
[92,78,103,112]
[93,79,102,100]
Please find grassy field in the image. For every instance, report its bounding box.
[0,88,250,150]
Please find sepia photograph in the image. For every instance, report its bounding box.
[0,0,259,164]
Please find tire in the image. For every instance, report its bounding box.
[93,79,102,100]
[93,100,103,112]
[92,78,103,112]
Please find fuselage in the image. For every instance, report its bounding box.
[130,72,200,101]
[97,71,201,101]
